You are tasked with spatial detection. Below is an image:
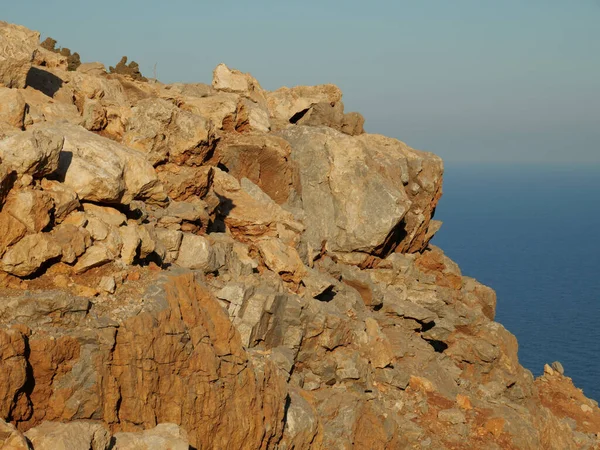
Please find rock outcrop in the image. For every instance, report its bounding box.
[0,21,598,450]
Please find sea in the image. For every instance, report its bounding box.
[432,163,600,402]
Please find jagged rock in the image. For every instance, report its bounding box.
[0,329,27,420]
[265,83,364,135]
[279,126,443,258]
[210,133,300,204]
[212,63,266,103]
[155,164,213,201]
[212,169,303,244]
[0,212,28,257]
[48,67,128,108]
[21,88,83,128]
[52,123,167,204]
[82,99,108,131]
[0,22,40,88]
[0,126,64,177]
[175,233,217,272]
[119,223,141,265]
[3,189,53,232]
[137,224,160,259]
[73,244,112,273]
[24,421,110,450]
[41,179,80,222]
[33,46,68,70]
[0,24,597,450]
[0,88,26,129]
[0,272,288,449]
[99,275,116,294]
[122,97,214,166]
[62,210,87,228]
[267,84,341,125]
[51,223,92,264]
[278,389,321,449]
[84,216,110,241]
[257,237,305,281]
[365,317,395,369]
[0,233,61,276]
[82,203,127,227]
[551,361,565,375]
[179,92,238,130]
[302,267,336,299]
[37,37,81,72]
[0,418,29,450]
[100,226,124,259]
[111,423,189,450]
[235,97,271,132]
[155,228,182,263]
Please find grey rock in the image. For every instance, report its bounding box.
[278,126,443,258]
[24,421,110,450]
[552,361,565,375]
[437,408,466,425]
[52,123,167,205]
[175,233,216,272]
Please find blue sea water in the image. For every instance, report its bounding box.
[432,163,600,401]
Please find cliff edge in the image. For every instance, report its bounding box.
[0,21,599,449]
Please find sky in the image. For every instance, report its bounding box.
[3,0,600,164]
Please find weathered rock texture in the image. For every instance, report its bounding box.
[0,21,598,450]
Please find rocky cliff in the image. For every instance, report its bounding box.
[0,21,599,450]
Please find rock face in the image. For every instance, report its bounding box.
[0,22,598,450]
[0,21,40,88]
[278,126,443,259]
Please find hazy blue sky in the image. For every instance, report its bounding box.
[4,0,600,164]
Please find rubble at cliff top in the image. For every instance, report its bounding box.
[0,20,599,450]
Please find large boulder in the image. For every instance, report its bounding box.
[0,233,61,277]
[277,126,443,259]
[122,97,215,166]
[0,126,64,178]
[0,22,39,89]
[50,123,167,205]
